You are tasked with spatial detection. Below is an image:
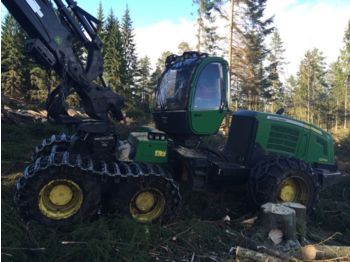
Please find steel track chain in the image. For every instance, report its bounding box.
[16,146,181,220]
[32,134,72,161]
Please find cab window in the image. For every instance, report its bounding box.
[192,63,223,110]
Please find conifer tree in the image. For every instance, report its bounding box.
[96,0,105,37]
[328,61,344,129]
[339,20,350,128]
[103,9,125,93]
[121,6,138,95]
[1,14,27,97]
[266,29,286,111]
[135,56,152,109]
[193,0,223,54]
[243,0,274,110]
[293,49,327,123]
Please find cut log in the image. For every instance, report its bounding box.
[301,244,350,260]
[260,203,296,241]
[236,246,284,262]
[282,202,307,237]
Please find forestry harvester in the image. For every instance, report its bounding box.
[3,0,342,226]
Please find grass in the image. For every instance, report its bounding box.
[1,122,350,261]
[1,122,70,174]
[2,174,242,261]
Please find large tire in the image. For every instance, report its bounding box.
[32,134,72,161]
[15,165,100,227]
[114,175,181,223]
[247,157,319,213]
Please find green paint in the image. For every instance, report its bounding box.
[128,132,168,164]
[254,112,335,165]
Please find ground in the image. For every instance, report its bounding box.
[1,121,350,261]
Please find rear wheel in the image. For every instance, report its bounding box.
[15,165,100,227]
[115,175,180,223]
[247,157,319,212]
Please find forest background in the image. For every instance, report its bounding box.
[1,0,349,131]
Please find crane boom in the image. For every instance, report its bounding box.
[2,0,124,123]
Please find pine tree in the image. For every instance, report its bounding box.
[265,29,286,112]
[228,0,273,110]
[155,51,172,72]
[293,49,327,124]
[243,0,274,110]
[96,0,105,38]
[103,9,125,93]
[135,56,152,109]
[121,6,138,96]
[339,20,350,128]
[328,61,344,129]
[1,14,27,97]
[193,0,223,54]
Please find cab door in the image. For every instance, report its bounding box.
[189,60,228,135]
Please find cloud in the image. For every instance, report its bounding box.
[134,0,349,76]
[265,0,350,76]
[134,18,197,69]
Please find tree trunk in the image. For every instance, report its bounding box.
[335,99,339,130]
[344,75,349,129]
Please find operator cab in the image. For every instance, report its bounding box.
[153,52,229,137]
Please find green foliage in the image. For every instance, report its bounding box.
[226,0,274,110]
[193,0,224,54]
[265,29,286,111]
[103,9,126,93]
[134,56,153,110]
[122,5,138,98]
[1,14,28,97]
[96,0,105,37]
[292,48,327,124]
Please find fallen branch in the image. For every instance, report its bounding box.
[314,245,350,260]
[61,241,87,245]
[236,246,284,262]
[150,225,194,252]
[2,247,45,251]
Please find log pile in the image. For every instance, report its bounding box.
[2,106,47,125]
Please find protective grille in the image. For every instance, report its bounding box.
[267,125,300,153]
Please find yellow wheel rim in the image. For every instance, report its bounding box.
[278,177,309,204]
[38,179,83,220]
[130,188,165,223]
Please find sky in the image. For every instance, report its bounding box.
[1,0,350,76]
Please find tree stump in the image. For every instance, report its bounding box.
[282,202,306,237]
[260,203,296,241]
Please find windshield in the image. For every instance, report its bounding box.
[155,64,195,110]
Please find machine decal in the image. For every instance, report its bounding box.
[155,150,167,157]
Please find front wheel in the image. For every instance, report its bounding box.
[15,164,101,227]
[247,157,319,213]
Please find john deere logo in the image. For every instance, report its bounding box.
[154,150,166,157]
